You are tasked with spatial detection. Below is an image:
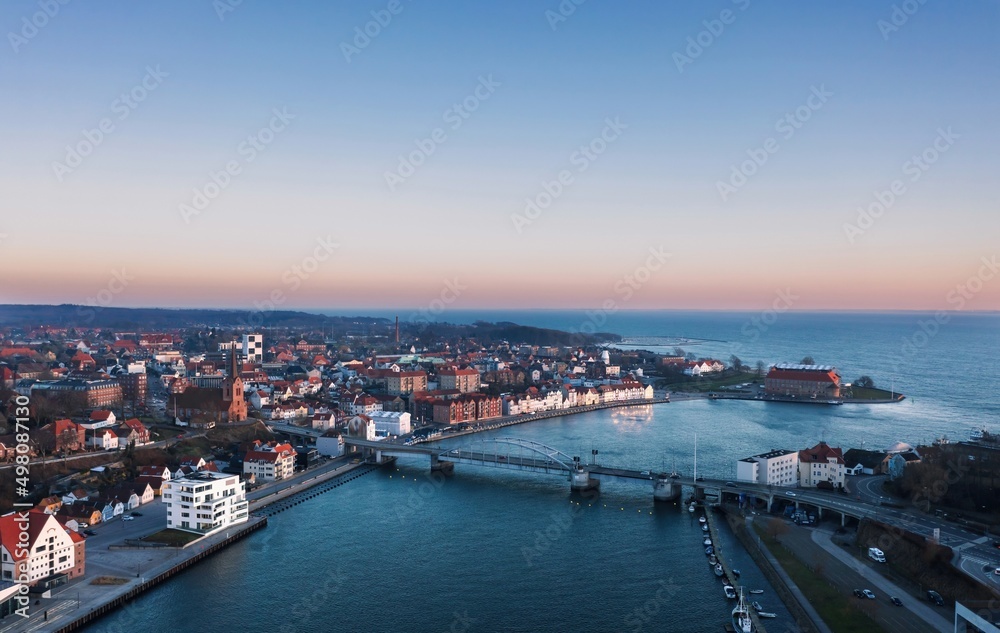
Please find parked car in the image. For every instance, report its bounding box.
[725,482,737,488]
[926,590,944,606]
[122,515,135,522]
[852,589,863,598]
[83,529,97,536]
[862,589,876,600]
[131,512,143,517]
[890,596,903,607]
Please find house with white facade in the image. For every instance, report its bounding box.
[243,441,297,482]
[368,411,411,436]
[162,471,248,535]
[86,428,120,450]
[736,449,799,487]
[0,511,86,585]
[798,441,846,489]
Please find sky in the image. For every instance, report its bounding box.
[1,0,998,313]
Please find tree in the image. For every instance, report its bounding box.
[755,360,765,378]
[800,356,815,365]
[729,355,743,372]
[766,517,790,542]
[673,347,686,358]
[856,376,875,389]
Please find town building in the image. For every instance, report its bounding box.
[764,364,841,399]
[0,510,86,586]
[797,441,846,489]
[162,471,248,535]
[368,411,412,436]
[736,449,798,487]
[386,370,428,395]
[27,379,122,408]
[169,346,247,423]
[438,368,480,393]
[243,333,264,363]
[243,441,297,481]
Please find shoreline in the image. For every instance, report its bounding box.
[409,396,671,444]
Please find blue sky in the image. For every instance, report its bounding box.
[2,0,998,311]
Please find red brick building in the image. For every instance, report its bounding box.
[765,364,841,399]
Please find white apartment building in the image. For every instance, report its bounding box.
[0,511,85,585]
[368,411,411,436]
[243,333,263,363]
[162,471,248,535]
[798,442,846,489]
[735,449,799,487]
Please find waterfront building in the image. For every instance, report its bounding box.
[162,471,248,535]
[797,441,846,489]
[368,411,412,436]
[764,364,841,399]
[438,367,481,393]
[736,449,798,487]
[0,511,86,586]
[346,415,376,441]
[243,441,297,481]
[317,430,344,457]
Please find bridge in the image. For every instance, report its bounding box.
[342,435,925,526]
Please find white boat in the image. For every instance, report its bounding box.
[703,538,712,546]
[758,612,776,619]
[751,601,762,612]
[748,589,764,595]
[688,503,696,513]
[701,524,708,532]
[698,516,706,524]
[724,585,737,600]
[971,427,986,441]
[709,555,718,566]
[732,588,753,632]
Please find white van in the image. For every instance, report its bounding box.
[868,547,886,563]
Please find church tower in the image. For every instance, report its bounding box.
[223,342,247,421]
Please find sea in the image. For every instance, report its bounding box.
[83,311,999,633]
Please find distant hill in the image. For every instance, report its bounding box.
[0,304,620,346]
[0,304,384,330]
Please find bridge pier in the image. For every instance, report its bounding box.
[570,468,599,492]
[430,454,454,474]
[841,512,847,527]
[653,477,681,503]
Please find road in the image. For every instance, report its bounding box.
[772,521,948,633]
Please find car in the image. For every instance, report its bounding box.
[83,529,97,536]
[862,589,876,600]
[725,482,737,487]
[926,590,944,606]
[853,589,864,598]
[695,476,705,482]
[640,471,650,476]
[890,596,903,607]
[122,516,135,522]
[131,512,143,517]
[785,491,797,497]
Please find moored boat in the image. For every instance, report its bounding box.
[757,612,776,619]
[703,538,712,546]
[714,563,724,577]
[698,516,706,524]
[732,588,753,632]
[709,554,718,565]
[751,601,762,612]
[724,585,737,599]
[748,589,764,595]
